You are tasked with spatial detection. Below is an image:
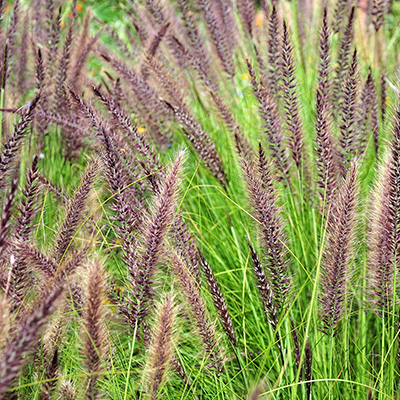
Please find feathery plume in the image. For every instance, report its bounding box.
[165,104,227,187]
[144,0,166,25]
[319,162,358,334]
[357,69,379,157]
[0,96,39,190]
[0,172,18,260]
[333,7,355,106]
[45,2,61,66]
[176,0,215,88]
[53,159,98,263]
[38,174,69,204]
[248,239,284,363]
[238,0,255,37]
[333,0,350,33]
[56,246,89,288]
[14,156,40,241]
[34,47,45,94]
[141,23,169,81]
[144,53,185,111]
[70,92,148,319]
[199,255,237,348]
[10,157,40,309]
[369,103,400,310]
[147,22,169,59]
[145,296,177,399]
[172,214,202,286]
[247,60,290,185]
[2,0,20,87]
[198,0,234,76]
[92,85,162,178]
[216,0,237,50]
[0,286,63,397]
[167,35,189,70]
[315,9,338,203]
[372,0,389,32]
[170,250,223,372]
[70,32,100,90]
[291,320,301,372]
[83,260,107,400]
[130,151,185,325]
[14,242,57,277]
[40,347,59,400]
[68,89,128,193]
[339,49,359,169]
[58,379,77,400]
[100,52,170,120]
[280,20,304,169]
[55,20,74,112]
[267,6,281,96]
[41,306,65,362]
[239,143,291,310]
[248,241,277,328]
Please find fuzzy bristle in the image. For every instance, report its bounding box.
[319,162,358,334]
[280,20,304,170]
[0,96,39,190]
[315,9,338,204]
[266,6,281,96]
[0,285,63,396]
[369,103,400,311]
[199,255,237,348]
[339,48,358,170]
[130,150,185,325]
[240,143,291,311]
[333,7,355,106]
[83,259,107,400]
[53,158,98,263]
[170,250,223,373]
[247,60,290,185]
[145,296,177,399]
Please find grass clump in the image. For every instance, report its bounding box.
[0,0,400,398]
